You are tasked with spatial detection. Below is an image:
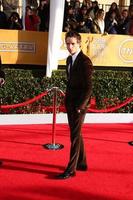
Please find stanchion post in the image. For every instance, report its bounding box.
[51,87,57,146]
[128,141,133,146]
[43,87,64,150]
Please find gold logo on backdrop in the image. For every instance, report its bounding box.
[86,37,107,57]
[119,39,133,63]
[0,42,35,53]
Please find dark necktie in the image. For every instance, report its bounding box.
[69,56,73,75]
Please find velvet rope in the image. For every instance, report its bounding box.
[88,96,133,113]
[1,91,48,109]
[0,89,133,112]
[57,92,133,112]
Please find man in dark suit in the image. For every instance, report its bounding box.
[56,31,93,179]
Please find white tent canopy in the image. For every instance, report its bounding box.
[46,0,65,77]
[22,0,26,30]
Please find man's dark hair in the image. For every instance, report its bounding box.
[65,31,81,43]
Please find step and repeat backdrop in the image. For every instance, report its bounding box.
[0,30,133,68]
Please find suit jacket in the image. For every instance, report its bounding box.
[65,50,93,111]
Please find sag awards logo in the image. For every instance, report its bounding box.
[119,38,133,63]
[0,42,35,53]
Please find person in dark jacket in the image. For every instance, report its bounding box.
[56,31,93,179]
[8,12,23,30]
[0,8,8,29]
[37,0,50,31]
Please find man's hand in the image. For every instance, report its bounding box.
[76,107,87,114]
[77,109,81,114]
[0,78,5,86]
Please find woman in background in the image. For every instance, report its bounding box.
[25,6,40,31]
[92,8,105,34]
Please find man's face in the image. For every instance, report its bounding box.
[65,37,80,55]
[122,10,128,18]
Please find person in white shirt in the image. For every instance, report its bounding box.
[92,8,105,34]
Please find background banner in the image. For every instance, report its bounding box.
[0,30,48,65]
[0,30,133,68]
[59,33,133,67]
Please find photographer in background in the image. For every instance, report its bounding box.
[8,12,23,30]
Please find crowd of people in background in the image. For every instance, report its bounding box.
[0,0,133,35]
[63,0,133,35]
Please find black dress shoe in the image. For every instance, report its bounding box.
[56,171,76,179]
[76,165,88,171]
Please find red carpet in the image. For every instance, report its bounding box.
[0,123,133,200]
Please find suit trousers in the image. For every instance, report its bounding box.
[66,106,87,172]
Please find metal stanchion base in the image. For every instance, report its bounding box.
[128,141,133,146]
[42,143,64,150]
